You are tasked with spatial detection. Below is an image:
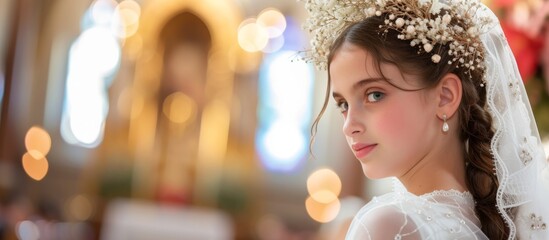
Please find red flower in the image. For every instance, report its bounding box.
[493,0,517,8]
[501,22,544,83]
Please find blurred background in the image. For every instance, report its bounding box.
[0,0,547,239]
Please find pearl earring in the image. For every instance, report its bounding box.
[442,114,449,133]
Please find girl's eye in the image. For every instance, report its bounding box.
[366,91,385,103]
[336,101,348,112]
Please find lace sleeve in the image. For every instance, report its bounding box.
[346,204,421,240]
[346,190,489,240]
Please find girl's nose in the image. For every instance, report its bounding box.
[342,107,365,137]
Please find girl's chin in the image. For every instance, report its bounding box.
[360,163,389,179]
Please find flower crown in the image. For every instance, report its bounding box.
[302,0,494,84]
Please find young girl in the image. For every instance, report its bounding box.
[302,0,549,239]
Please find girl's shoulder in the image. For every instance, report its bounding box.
[345,191,488,240]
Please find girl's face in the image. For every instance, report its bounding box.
[329,43,440,179]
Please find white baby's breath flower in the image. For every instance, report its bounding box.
[418,0,430,6]
[429,0,450,14]
[325,0,337,9]
[467,27,478,36]
[424,43,433,53]
[376,0,387,6]
[396,18,405,27]
[406,25,415,34]
[442,14,451,24]
[431,54,441,63]
[302,0,492,78]
[365,7,376,17]
[335,7,354,19]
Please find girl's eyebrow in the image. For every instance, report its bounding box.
[332,77,387,99]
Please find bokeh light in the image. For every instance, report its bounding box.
[22,152,49,181]
[238,20,269,52]
[67,92,106,145]
[24,126,52,159]
[16,220,40,240]
[238,8,289,53]
[71,27,121,77]
[62,2,122,148]
[117,0,141,16]
[266,51,314,119]
[256,50,314,173]
[305,196,341,223]
[310,189,339,204]
[162,92,197,124]
[305,168,342,222]
[68,194,94,221]
[257,8,286,38]
[113,0,141,38]
[307,168,342,203]
[510,1,530,29]
[257,120,307,171]
[91,0,117,26]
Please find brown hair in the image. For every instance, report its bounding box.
[311,15,509,239]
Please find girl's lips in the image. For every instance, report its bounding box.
[352,143,377,158]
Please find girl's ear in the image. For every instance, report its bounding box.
[436,73,462,120]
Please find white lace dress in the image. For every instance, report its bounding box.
[346,180,488,240]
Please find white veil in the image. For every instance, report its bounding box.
[481,8,549,240]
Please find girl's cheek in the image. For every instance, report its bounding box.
[375,106,409,138]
